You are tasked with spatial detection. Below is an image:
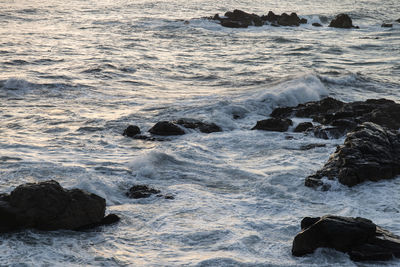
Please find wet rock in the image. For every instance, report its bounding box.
[175,118,222,133]
[261,11,279,23]
[292,215,400,261]
[312,22,322,27]
[270,97,400,138]
[212,9,263,28]
[300,143,326,150]
[329,14,358,29]
[397,18,400,23]
[300,18,308,24]
[251,118,293,132]
[148,121,185,136]
[294,122,313,132]
[278,12,301,26]
[126,185,161,199]
[123,125,141,137]
[381,23,393,28]
[306,122,400,188]
[0,180,115,232]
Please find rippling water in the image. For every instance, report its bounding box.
[1,0,400,266]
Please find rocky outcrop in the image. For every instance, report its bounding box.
[126,185,174,200]
[0,180,119,233]
[148,121,185,136]
[292,215,400,261]
[251,118,293,132]
[306,122,400,188]
[329,14,358,28]
[271,97,400,138]
[210,10,306,28]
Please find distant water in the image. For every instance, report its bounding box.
[1,0,400,266]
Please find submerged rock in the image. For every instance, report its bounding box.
[292,215,400,261]
[175,118,222,133]
[252,118,293,132]
[299,143,326,150]
[126,185,174,200]
[312,22,322,27]
[148,121,185,136]
[306,122,400,188]
[381,23,393,28]
[0,180,118,232]
[329,14,358,28]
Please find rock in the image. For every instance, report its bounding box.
[381,23,393,28]
[123,125,141,137]
[312,22,322,27]
[0,180,115,232]
[213,9,263,28]
[329,14,357,29]
[175,118,222,133]
[306,122,400,188]
[300,143,326,150]
[292,215,400,261]
[278,12,301,26]
[251,118,293,132]
[300,18,308,24]
[397,18,400,23]
[126,185,160,199]
[270,98,400,138]
[261,11,279,23]
[148,121,185,136]
[294,122,313,132]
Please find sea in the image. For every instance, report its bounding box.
[1,0,400,266]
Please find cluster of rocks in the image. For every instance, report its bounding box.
[292,215,400,261]
[209,9,358,29]
[0,180,119,233]
[126,184,174,200]
[123,118,222,140]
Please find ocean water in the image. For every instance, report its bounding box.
[1,0,400,266]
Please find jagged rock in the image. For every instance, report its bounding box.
[261,11,279,23]
[0,180,118,232]
[381,23,393,28]
[212,9,263,28]
[306,122,400,188]
[252,118,293,132]
[270,97,400,138]
[123,125,141,137]
[176,118,222,133]
[278,12,301,26]
[292,215,400,261]
[294,122,313,132]
[312,22,322,27]
[148,121,185,136]
[329,14,358,29]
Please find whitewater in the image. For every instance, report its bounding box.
[1,0,400,266]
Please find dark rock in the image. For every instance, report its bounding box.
[251,118,293,132]
[381,23,393,28]
[397,18,400,23]
[123,125,141,137]
[76,213,120,230]
[292,215,400,261]
[0,180,111,232]
[261,11,279,23]
[312,22,322,27]
[300,18,308,24]
[213,9,263,28]
[294,122,313,132]
[175,118,222,133]
[270,97,400,138]
[300,143,326,150]
[148,121,185,136]
[278,12,301,26]
[126,185,161,199]
[163,195,175,200]
[329,14,357,29]
[306,122,400,187]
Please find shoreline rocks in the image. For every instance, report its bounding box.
[306,122,400,188]
[0,180,119,233]
[292,215,400,261]
[329,14,359,28]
